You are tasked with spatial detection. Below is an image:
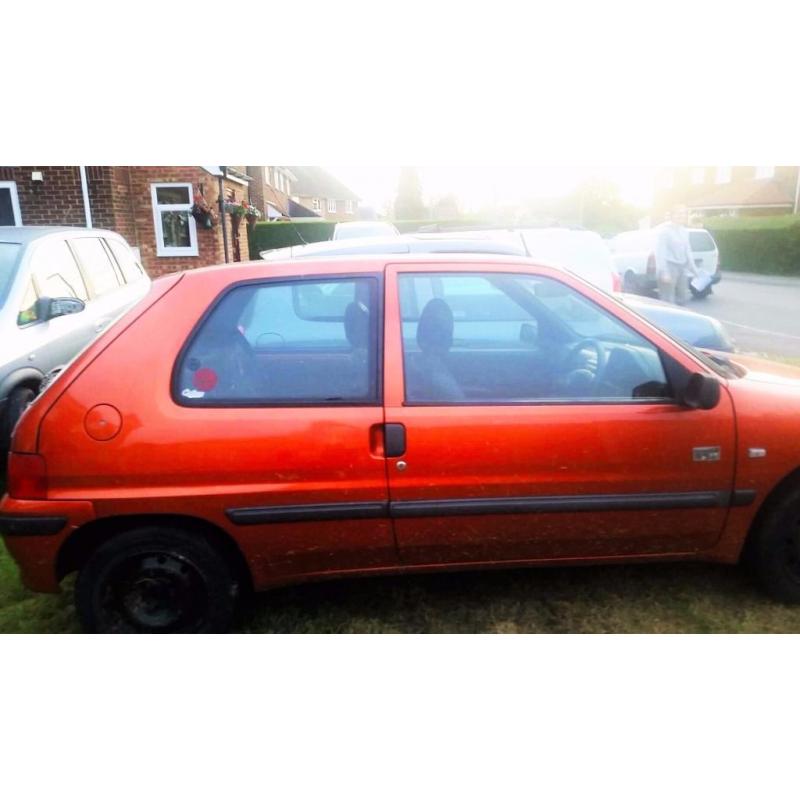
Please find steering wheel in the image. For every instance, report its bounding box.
[561,338,608,396]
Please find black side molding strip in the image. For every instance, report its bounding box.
[0,515,68,537]
[226,490,754,526]
[226,502,388,526]
[390,491,730,519]
[731,489,757,507]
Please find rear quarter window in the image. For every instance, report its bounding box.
[174,277,380,405]
[689,231,716,252]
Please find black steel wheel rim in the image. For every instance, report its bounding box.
[99,552,209,632]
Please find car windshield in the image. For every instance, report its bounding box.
[0,242,21,305]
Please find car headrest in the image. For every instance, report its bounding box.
[417,298,454,354]
[344,301,370,348]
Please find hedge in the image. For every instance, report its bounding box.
[249,219,337,255]
[703,214,800,276]
[249,217,504,255]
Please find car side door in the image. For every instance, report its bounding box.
[383,263,737,567]
[21,236,96,375]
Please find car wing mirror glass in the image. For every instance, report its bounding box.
[36,296,86,322]
[681,372,720,410]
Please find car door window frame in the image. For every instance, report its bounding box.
[29,236,91,306]
[396,270,677,408]
[171,272,384,408]
[66,236,123,299]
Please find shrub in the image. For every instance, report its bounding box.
[248,219,337,255]
[703,214,800,276]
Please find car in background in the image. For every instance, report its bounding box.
[261,231,734,354]
[609,226,721,299]
[332,220,400,240]
[0,226,150,448]
[518,228,620,293]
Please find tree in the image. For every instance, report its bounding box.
[394,166,427,220]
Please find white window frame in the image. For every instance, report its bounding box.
[0,181,22,226]
[715,166,731,184]
[151,183,198,257]
[327,198,337,214]
[346,200,354,215]
[755,165,775,179]
[690,167,705,185]
[312,198,321,212]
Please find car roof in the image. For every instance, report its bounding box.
[0,225,123,245]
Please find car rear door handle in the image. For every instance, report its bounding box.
[384,423,406,458]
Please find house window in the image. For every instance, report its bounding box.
[312,198,321,212]
[346,200,354,215]
[0,181,22,226]
[151,183,198,257]
[715,166,731,184]
[327,198,337,214]
[755,165,775,179]
[690,167,705,185]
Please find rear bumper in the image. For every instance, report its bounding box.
[0,496,95,592]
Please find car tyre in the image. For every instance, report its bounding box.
[75,527,239,633]
[0,385,37,451]
[748,485,800,604]
[623,271,638,294]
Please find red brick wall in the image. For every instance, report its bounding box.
[0,165,253,277]
[4,166,88,226]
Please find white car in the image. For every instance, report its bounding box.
[610,226,721,298]
[518,228,620,294]
[332,221,400,240]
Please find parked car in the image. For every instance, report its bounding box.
[609,226,721,299]
[0,227,151,449]
[332,220,400,240]
[262,231,734,353]
[2,253,798,633]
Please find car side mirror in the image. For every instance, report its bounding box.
[35,296,86,322]
[681,372,720,410]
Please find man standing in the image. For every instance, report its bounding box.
[655,205,697,305]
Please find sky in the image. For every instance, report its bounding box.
[326,165,660,214]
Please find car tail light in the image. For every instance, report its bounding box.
[611,272,622,292]
[7,453,48,499]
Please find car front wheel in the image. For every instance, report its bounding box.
[1,385,37,451]
[748,486,800,604]
[75,527,239,633]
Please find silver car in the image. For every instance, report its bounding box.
[0,227,150,448]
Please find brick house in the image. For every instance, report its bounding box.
[246,166,301,219]
[287,166,360,221]
[653,166,800,220]
[0,166,256,276]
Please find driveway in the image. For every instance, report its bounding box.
[692,271,800,359]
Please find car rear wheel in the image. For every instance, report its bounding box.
[748,486,800,604]
[75,527,239,633]
[0,385,37,451]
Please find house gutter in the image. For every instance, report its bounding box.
[79,166,93,228]
[794,169,800,215]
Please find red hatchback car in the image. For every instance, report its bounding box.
[3,254,800,632]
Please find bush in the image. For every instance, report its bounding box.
[703,214,800,276]
[249,219,337,255]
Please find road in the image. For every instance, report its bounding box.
[690,272,800,359]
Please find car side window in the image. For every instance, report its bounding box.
[176,277,379,405]
[17,279,39,325]
[106,238,145,283]
[70,237,121,297]
[31,238,89,302]
[398,272,670,404]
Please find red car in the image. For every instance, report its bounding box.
[2,255,800,632]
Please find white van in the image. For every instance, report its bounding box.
[610,226,720,298]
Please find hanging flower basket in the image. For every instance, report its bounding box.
[191,192,218,229]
